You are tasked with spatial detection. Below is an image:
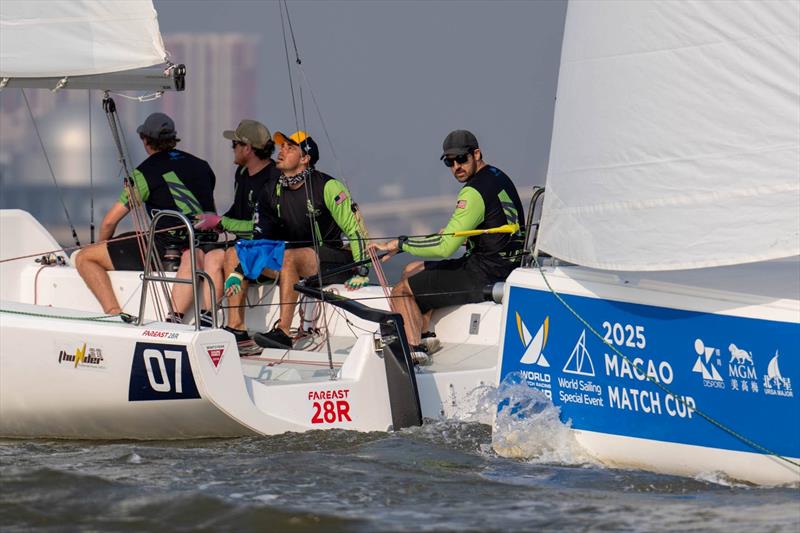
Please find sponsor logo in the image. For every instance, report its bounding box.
[204,343,227,370]
[142,330,179,340]
[309,389,352,424]
[563,329,595,377]
[516,313,550,367]
[58,343,105,369]
[691,338,724,388]
[727,342,759,392]
[763,351,793,398]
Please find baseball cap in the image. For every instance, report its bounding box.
[223,119,271,149]
[440,129,479,160]
[273,130,319,166]
[136,112,176,140]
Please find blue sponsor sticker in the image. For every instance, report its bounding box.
[128,342,201,401]
[499,286,799,457]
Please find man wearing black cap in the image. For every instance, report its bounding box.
[371,130,525,362]
[75,112,217,319]
[222,130,369,350]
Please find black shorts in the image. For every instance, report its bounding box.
[107,232,170,271]
[316,246,354,284]
[408,255,508,313]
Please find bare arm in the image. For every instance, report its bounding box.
[99,201,130,242]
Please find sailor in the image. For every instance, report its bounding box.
[75,112,217,320]
[224,130,369,350]
[189,119,281,354]
[370,130,525,360]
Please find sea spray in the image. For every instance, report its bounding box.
[489,372,593,465]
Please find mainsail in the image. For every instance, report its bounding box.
[1,0,168,78]
[538,1,800,271]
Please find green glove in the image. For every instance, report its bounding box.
[344,275,369,291]
[224,272,244,296]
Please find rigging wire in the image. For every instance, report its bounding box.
[88,89,95,244]
[280,0,338,378]
[21,89,81,247]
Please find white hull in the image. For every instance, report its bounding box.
[3,210,799,485]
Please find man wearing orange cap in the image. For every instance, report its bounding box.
[223,130,369,350]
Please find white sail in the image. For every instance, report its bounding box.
[538,1,800,271]
[0,0,167,78]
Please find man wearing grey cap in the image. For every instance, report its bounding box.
[75,112,217,321]
[184,119,281,354]
[371,130,526,363]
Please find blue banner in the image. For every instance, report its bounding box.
[499,286,799,457]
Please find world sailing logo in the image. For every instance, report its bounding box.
[516,312,550,367]
[563,329,595,377]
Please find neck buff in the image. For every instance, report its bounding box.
[279,167,312,187]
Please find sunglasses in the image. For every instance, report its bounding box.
[231,140,246,149]
[443,151,472,167]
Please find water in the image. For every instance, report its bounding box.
[2,421,798,532]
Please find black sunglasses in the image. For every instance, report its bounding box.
[231,140,246,149]
[443,151,472,167]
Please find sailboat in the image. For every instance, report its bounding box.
[0,0,500,439]
[493,1,799,485]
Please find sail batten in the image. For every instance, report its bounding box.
[0,0,168,78]
[539,0,800,271]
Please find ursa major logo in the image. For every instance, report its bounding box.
[515,312,550,368]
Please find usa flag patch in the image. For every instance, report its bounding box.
[335,192,347,205]
[456,199,467,209]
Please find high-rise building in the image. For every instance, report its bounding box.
[0,33,260,239]
[157,33,260,207]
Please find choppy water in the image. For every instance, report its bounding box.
[2,418,798,533]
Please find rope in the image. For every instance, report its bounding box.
[531,255,800,469]
[106,90,164,103]
[368,245,395,311]
[0,308,124,322]
[0,223,189,264]
[22,90,80,247]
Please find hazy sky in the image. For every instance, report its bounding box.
[155,0,567,200]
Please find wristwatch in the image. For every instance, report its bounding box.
[356,265,369,277]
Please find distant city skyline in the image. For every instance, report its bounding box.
[1,1,568,245]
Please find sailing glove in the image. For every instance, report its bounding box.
[344,275,369,291]
[224,272,244,296]
[194,213,222,231]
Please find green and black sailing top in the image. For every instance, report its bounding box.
[254,170,367,263]
[400,165,525,269]
[119,149,217,241]
[220,162,280,239]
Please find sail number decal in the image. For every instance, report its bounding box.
[602,321,646,349]
[129,342,200,401]
[309,389,352,424]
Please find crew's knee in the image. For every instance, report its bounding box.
[75,246,101,272]
[393,278,412,296]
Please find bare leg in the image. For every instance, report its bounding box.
[171,249,205,315]
[203,248,226,310]
[75,244,122,314]
[390,278,424,346]
[276,248,319,334]
[223,248,249,330]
